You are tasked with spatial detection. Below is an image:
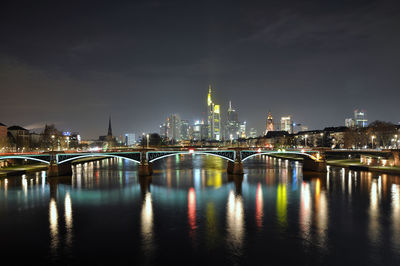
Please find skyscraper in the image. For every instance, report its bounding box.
[354,109,368,127]
[206,85,221,140]
[166,114,181,141]
[280,116,292,133]
[225,101,240,140]
[265,112,274,134]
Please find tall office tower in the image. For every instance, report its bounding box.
[249,128,257,138]
[354,109,368,127]
[125,133,136,146]
[225,101,240,140]
[345,118,355,128]
[266,112,274,134]
[280,116,292,133]
[180,120,190,140]
[239,121,247,138]
[166,114,181,141]
[159,123,167,138]
[206,85,221,140]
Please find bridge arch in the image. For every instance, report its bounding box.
[0,155,51,164]
[147,151,236,163]
[57,153,141,165]
[241,151,319,162]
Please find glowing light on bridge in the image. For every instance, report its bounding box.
[189,149,194,154]
[255,183,263,229]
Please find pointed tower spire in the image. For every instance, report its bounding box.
[228,100,232,112]
[107,116,112,136]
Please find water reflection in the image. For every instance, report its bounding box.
[392,184,400,248]
[255,183,263,229]
[188,187,196,239]
[226,190,244,258]
[314,178,328,249]
[64,192,73,248]
[276,183,287,228]
[49,197,59,255]
[369,177,381,246]
[140,177,154,258]
[300,182,312,243]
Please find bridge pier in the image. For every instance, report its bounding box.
[393,151,400,167]
[139,162,153,176]
[302,159,327,172]
[227,161,244,175]
[47,162,73,177]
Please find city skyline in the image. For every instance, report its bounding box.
[1,1,400,138]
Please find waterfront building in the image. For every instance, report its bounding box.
[206,85,221,140]
[225,101,240,140]
[280,116,293,133]
[265,112,274,134]
[0,123,7,149]
[354,109,368,127]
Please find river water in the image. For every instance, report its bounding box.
[0,155,400,265]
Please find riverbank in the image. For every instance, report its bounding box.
[0,157,110,178]
[0,164,49,178]
[263,154,400,175]
[327,159,400,175]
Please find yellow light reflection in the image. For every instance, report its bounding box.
[226,190,244,256]
[369,179,380,245]
[276,184,287,228]
[315,179,328,249]
[206,202,218,248]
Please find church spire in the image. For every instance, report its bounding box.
[107,116,112,136]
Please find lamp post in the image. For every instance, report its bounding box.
[51,135,55,151]
[146,134,149,149]
[305,134,308,148]
[371,135,376,149]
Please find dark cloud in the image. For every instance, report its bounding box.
[1,0,399,138]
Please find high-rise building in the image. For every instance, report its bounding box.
[225,101,240,140]
[249,128,257,138]
[265,112,274,134]
[345,118,355,128]
[192,120,207,141]
[125,133,136,146]
[280,116,293,133]
[239,121,246,138]
[159,123,167,138]
[166,114,181,141]
[180,120,190,140]
[206,85,221,140]
[354,109,368,127]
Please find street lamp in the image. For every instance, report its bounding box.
[146,134,149,149]
[371,135,376,149]
[305,134,308,148]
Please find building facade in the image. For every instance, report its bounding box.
[207,85,221,140]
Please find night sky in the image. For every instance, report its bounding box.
[1,0,399,139]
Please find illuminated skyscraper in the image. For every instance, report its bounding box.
[225,101,240,140]
[280,116,292,133]
[206,85,221,140]
[266,112,274,134]
[354,109,368,127]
